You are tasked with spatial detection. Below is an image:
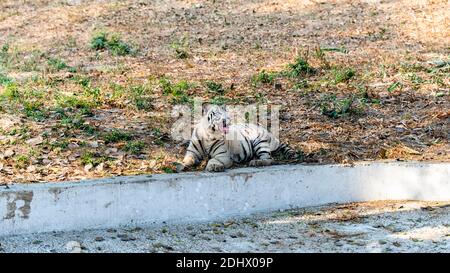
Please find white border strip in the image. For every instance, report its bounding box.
[0,162,449,236]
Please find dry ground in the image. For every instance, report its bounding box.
[1,200,449,253]
[0,0,449,183]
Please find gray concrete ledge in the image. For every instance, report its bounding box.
[0,162,449,236]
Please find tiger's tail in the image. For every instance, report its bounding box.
[273,143,298,159]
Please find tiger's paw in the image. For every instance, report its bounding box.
[249,159,273,167]
[205,161,225,172]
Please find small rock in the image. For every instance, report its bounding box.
[127,227,142,232]
[0,116,18,131]
[117,233,128,239]
[94,236,104,242]
[384,247,393,253]
[280,113,292,121]
[153,242,173,251]
[84,164,93,172]
[117,233,136,241]
[68,143,79,149]
[105,148,118,155]
[148,160,157,169]
[230,231,246,238]
[65,241,82,253]
[421,206,435,211]
[121,236,136,242]
[199,235,211,241]
[26,165,36,173]
[96,163,104,172]
[26,136,44,146]
[3,149,15,159]
[211,246,222,252]
[88,141,99,148]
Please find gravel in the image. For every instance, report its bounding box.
[1,201,449,253]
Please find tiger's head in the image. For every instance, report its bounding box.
[204,105,231,135]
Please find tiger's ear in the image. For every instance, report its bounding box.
[202,103,212,116]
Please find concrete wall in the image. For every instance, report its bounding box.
[0,162,449,236]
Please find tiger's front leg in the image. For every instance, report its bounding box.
[249,140,273,167]
[205,158,225,172]
[205,141,232,172]
[177,140,205,172]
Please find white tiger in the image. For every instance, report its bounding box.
[178,105,297,172]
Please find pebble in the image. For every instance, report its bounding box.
[96,163,104,172]
[121,236,136,242]
[65,241,82,253]
[88,141,99,148]
[84,164,93,172]
[2,149,15,159]
[94,237,104,242]
[153,242,174,250]
[117,234,136,241]
[26,136,44,146]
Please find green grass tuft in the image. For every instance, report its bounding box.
[90,32,134,56]
[81,151,110,166]
[103,129,132,144]
[0,73,13,86]
[47,57,68,71]
[286,56,314,77]
[124,140,145,155]
[251,70,278,85]
[320,94,363,118]
[333,68,355,84]
[159,77,193,104]
[206,81,226,95]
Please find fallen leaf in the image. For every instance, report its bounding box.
[96,163,104,172]
[84,164,93,172]
[26,136,44,146]
[88,141,99,148]
[2,149,15,159]
[26,165,36,172]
